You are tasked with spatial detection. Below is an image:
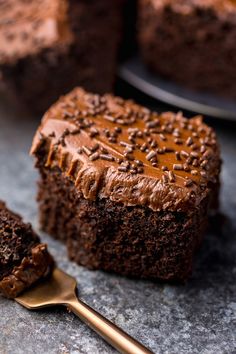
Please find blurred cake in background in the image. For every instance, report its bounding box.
[138,0,236,100]
[0,0,124,114]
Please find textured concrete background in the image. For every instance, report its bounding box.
[0,96,235,354]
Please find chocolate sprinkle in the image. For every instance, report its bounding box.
[100,154,115,162]
[184,179,193,187]
[89,152,100,161]
[186,137,193,146]
[168,171,176,182]
[173,164,183,171]
[181,150,189,158]
[146,150,156,161]
[191,170,198,176]
[175,152,181,161]
[118,166,128,172]
[82,146,92,156]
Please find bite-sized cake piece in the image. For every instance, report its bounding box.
[138,0,236,99]
[0,201,53,298]
[31,87,221,281]
[0,0,124,114]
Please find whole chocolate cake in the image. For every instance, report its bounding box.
[0,0,124,114]
[0,201,53,298]
[138,0,236,99]
[31,87,221,281]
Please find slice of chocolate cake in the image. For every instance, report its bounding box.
[31,87,221,281]
[138,0,236,99]
[0,201,53,298]
[0,0,124,114]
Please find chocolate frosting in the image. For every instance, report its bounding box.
[0,0,73,65]
[0,244,53,299]
[148,0,236,20]
[31,87,221,212]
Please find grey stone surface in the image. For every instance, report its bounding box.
[0,97,235,354]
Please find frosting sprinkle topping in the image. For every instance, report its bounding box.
[31,87,220,211]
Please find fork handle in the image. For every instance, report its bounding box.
[67,299,153,354]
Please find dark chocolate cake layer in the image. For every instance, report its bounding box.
[0,201,53,298]
[31,87,221,281]
[138,0,236,99]
[0,0,123,114]
[37,165,209,281]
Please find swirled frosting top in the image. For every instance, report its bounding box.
[31,87,220,212]
[0,0,72,64]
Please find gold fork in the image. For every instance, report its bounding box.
[16,267,153,354]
